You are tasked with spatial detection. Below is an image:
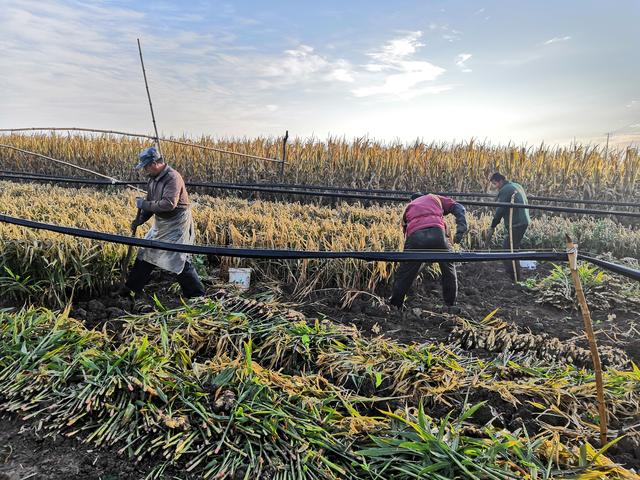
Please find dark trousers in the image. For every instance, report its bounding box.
[125,258,206,298]
[389,227,457,307]
[502,224,528,281]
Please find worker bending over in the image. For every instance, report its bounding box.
[389,193,467,309]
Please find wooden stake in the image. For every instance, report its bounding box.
[565,234,608,446]
[280,130,289,179]
[120,224,138,287]
[509,192,518,282]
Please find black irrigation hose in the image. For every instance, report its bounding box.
[1,213,638,281]
[579,255,640,281]
[1,172,639,218]
[213,181,640,208]
[1,169,638,208]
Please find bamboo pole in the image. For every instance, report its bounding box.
[565,234,608,446]
[509,192,518,282]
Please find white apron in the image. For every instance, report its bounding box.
[138,208,194,274]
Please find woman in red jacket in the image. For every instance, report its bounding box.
[389,193,467,309]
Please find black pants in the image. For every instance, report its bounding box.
[502,224,528,281]
[390,227,457,308]
[125,258,205,298]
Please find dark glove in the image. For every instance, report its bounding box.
[135,197,145,209]
[130,217,142,232]
[454,231,465,244]
[485,227,495,247]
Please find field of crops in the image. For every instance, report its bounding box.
[0,134,639,479]
[1,181,638,306]
[1,291,640,479]
[1,132,639,200]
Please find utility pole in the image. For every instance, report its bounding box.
[604,132,610,163]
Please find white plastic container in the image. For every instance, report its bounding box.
[519,260,537,270]
[228,267,252,290]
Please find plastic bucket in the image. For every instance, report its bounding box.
[519,260,537,270]
[228,267,252,290]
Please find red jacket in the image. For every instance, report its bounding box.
[403,194,458,237]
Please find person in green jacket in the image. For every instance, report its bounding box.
[487,172,530,281]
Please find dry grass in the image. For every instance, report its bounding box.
[1,133,638,199]
[0,181,638,304]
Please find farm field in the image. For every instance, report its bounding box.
[1,132,639,200]
[0,135,639,479]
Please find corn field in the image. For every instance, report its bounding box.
[1,181,638,305]
[1,133,638,200]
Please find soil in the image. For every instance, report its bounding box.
[0,415,189,480]
[1,261,639,477]
[295,262,640,365]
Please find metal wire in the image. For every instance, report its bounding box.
[1,170,638,218]
[0,127,284,164]
[0,144,146,193]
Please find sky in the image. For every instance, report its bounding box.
[0,0,639,147]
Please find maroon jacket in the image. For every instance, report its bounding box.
[403,194,461,237]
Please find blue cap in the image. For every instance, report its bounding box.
[135,146,161,169]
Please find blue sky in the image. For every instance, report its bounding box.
[0,0,638,147]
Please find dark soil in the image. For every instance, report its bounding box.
[294,262,640,365]
[0,415,189,480]
[59,262,639,366]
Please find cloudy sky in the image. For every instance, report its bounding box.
[0,0,638,147]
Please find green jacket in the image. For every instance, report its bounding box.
[490,181,530,229]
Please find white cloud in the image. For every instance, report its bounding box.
[455,53,472,72]
[364,64,385,72]
[442,29,462,42]
[352,67,448,98]
[327,68,355,83]
[626,100,639,108]
[367,31,424,64]
[426,23,462,42]
[543,35,571,45]
[258,45,355,88]
[266,104,278,112]
[352,32,446,98]
[262,45,329,78]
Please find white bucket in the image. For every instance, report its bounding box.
[519,260,537,270]
[228,267,252,290]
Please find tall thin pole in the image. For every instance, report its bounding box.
[280,130,289,179]
[509,192,518,282]
[122,38,161,287]
[565,234,608,447]
[137,38,161,156]
[604,133,610,163]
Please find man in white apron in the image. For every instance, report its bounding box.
[122,147,205,298]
